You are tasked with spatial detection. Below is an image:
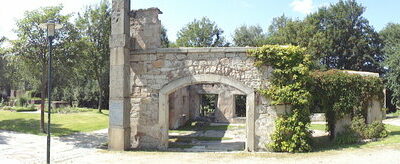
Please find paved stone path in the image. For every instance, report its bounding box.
[169,123,246,152]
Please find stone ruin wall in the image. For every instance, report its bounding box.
[129,47,286,150]
[109,1,385,151]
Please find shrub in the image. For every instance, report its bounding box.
[13,106,36,112]
[364,121,388,139]
[269,110,312,152]
[1,106,13,111]
[309,70,384,137]
[249,45,313,152]
[45,107,95,114]
[15,96,29,107]
[334,127,359,145]
[350,115,367,138]
[346,115,388,140]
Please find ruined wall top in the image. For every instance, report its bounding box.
[130,8,162,50]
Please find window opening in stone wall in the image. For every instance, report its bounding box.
[235,95,246,117]
[200,94,218,121]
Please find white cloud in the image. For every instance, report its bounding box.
[290,0,314,14]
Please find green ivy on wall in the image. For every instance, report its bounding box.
[249,45,386,153]
[308,70,384,138]
[249,45,313,152]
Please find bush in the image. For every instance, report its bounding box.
[13,106,36,112]
[1,106,13,111]
[334,128,359,145]
[309,70,384,137]
[365,121,388,139]
[0,105,36,112]
[344,115,388,141]
[15,96,29,107]
[350,115,367,138]
[269,110,312,153]
[250,45,313,152]
[45,107,95,114]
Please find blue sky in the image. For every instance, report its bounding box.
[1,0,399,43]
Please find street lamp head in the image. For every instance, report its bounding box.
[39,21,63,38]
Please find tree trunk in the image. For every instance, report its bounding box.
[97,78,102,113]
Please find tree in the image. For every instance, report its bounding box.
[232,25,266,47]
[161,25,169,48]
[266,0,384,73]
[0,37,7,93]
[11,6,80,132]
[380,23,400,107]
[75,1,111,112]
[267,14,292,35]
[176,17,227,47]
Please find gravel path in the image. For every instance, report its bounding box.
[1,118,400,163]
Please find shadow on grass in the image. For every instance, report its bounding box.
[312,127,400,152]
[0,119,78,136]
[311,135,367,152]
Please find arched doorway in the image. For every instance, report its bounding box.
[159,74,255,151]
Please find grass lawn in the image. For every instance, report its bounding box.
[310,123,326,131]
[310,123,400,151]
[0,110,109,136]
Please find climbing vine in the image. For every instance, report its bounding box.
[249,45,313,152]
[308,70,385,139]
[249,45,386,152]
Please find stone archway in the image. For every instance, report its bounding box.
[158,74,255,151]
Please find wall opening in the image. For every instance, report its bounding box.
[200,94,218,120]
[159,74,255,151]
[166,82,247,151]
[235,95,246,117]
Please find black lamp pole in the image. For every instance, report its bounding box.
[46,34,53,164]
[40,21,61,164]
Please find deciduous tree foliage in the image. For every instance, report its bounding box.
[232,25,265,47]
[160,25,169,48]
[380,23,400,107]
[176,17,227,47]
[11,6,81,132]
[75,0,111,112]
[266,0,384,73]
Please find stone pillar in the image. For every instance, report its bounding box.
[109,0,131,151]
[130,8,162,50]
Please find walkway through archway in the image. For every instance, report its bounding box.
[159,74,255,151]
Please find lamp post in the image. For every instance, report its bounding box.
[39,21,62,164]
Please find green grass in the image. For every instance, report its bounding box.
[310,123,326,131]
[311,124,400,151]
[0,110,108,136]
[387,110,400,118]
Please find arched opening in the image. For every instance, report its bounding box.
[159,74,255,151]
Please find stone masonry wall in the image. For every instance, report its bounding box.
[129,47,280,151]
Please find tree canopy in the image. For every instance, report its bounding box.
[380,23,400,106]
[266,0,384,73]
[232,25,265,47]
[176,17,227,47]
[73,0,111,111]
